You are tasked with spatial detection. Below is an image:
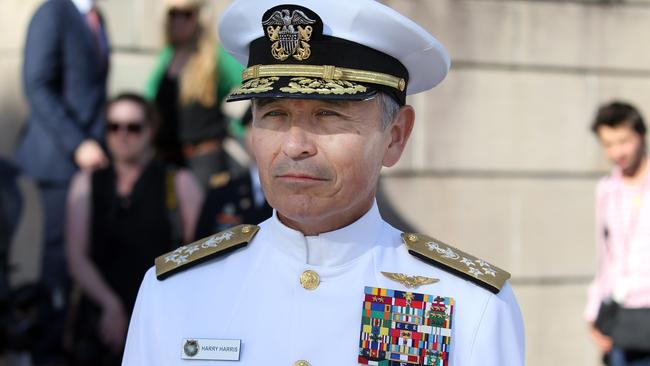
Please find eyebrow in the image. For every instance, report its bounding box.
[252,98,277,108]
[319,99,354,108]
[252,98,354,109]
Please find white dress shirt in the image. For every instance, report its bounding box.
[123,201,524,365]
[70,0,95,13]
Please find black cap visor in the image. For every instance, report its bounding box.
[226,75,379,103]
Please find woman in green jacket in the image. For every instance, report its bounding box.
[145,0,244,189]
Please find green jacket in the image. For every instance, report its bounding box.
[144,45,244,107]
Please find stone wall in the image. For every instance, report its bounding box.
[381,1,650,365]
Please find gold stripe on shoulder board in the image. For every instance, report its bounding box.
[402,233,510,294]
[155,224,260,280]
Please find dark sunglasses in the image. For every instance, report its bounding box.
[106,121,145,134]
[168,8,196,19]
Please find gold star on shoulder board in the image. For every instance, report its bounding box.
[381,271,439,289]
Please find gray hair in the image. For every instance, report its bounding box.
[377,92,400,129]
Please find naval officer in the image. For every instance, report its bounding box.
[122,0,525,365]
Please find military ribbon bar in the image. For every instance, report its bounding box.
[358,287,454,366]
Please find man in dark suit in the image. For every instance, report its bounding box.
[14,0,110,362]
[0,159,22,297]
[194,107,272,239]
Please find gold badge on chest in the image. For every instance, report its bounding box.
[381,271,439,289]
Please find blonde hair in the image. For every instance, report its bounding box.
[164,0,218,107]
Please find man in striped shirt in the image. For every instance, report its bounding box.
[587,101,650,366]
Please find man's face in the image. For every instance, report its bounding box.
[251,97,413,234]
[106,100,152,163]
[597,124,645,173]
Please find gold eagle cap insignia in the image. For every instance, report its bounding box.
[262,9,316,61]
[381,271,439,289]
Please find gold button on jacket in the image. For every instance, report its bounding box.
[300,270,320,290]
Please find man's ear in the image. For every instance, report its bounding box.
[382,105,415,167]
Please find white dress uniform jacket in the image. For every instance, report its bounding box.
[122,202,524,365]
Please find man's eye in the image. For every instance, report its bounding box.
[316,110,340,117]
[264,110,286,117]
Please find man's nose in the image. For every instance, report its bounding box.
[607,144,626,160]
[282,124,317,159]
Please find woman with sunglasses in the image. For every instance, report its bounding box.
[145,0,245,190]
[64,93,204,365]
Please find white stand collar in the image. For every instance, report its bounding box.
[267,200,384,267]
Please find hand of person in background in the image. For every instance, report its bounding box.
[75,139,109,170]
[99,299,128,354]
[589,323,613,354]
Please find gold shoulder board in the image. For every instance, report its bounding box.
[401,232,510,294]
[155,224,260,280]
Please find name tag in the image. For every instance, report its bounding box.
[181,338,241,361]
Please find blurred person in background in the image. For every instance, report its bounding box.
[0,159,22,296]
[194,107,272,239]
[145,0,245,189]
[0,161,24,360]
[64,93,203,365]
[14,0,110,363]
[588,101,650,366]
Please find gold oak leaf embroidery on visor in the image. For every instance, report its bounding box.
[231,77,280,95]
[279,77,368,95]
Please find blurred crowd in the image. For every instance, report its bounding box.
[0,0,270,365]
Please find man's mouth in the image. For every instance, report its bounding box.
[277,173,327,182]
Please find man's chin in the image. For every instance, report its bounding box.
[272,196,336,222]
[615,159,629,169]
[275,204,324,223]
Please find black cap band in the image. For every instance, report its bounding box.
[247,35,409,104]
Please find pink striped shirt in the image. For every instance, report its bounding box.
[585,164,650,321]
